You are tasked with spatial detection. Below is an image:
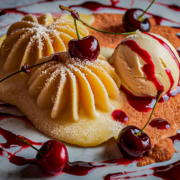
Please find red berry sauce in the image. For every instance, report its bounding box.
[0,112,32,125]
[69,0,127,12]
[0,127,42,149]
[144,32,180,74]
[121,40,164,92]
[149,1,180,12]
[149,118,170,130]
[112,110,128,123]
[64,162,105,176]
[103,160,180,180]
[0,112,42,165]
[170,133,180,143]
[0,107,141,176]
[0,148,36,165]
[101,156,141,165]
[121,86,156,112]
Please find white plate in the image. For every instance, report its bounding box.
[0,0,180,179]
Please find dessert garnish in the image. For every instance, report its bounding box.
[59,5,136,35]
[122,0,155,32]
[17,135,68,175]
[68,35,100,61]
[117,91,162,158]
[58,5,138,61]
[0,55,61,83]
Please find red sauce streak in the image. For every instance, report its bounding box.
[0,112,42,165]
[0,127,42,149]
[0,112,32,125]
[0,4,41,16]
[103,169,150,180]
[144,32,179,91]
[112,110,128,123]
[0,1,61,20]
[146,12,180,25]
[69,0,127,12]
[149,118,170,130]
[0,24,11,31]
[0,148,36,165]
[121,86,156,112]
[63,157,141,176]
[152,160,180,180]
[63,162,105,176]
[129,0,135,8]
[101,156,141,165]
[160,86,180,102]
[144,32,180,71]
[103,158,180,180]
[177,50,180,57]
[104,172,124,180]
[148,1,180,12]
[0,1,57,16]
[165,69,175,95]
[121,40,164,92]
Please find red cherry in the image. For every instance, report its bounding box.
[36,140,68,175]
[117,125,151,158]
[68,35,100,61]
[122,8,150,32]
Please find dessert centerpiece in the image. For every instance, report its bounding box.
[0,0,180,178]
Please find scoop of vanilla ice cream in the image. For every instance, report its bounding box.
[110,31,180,97]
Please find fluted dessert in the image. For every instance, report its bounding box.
[1,13,88,72]
[29,52,120,120]
[0,49,124,146]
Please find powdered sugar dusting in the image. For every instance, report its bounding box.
[2,13,88,72]
[28,50,121,123]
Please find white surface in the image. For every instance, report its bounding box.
[0,0,180,179]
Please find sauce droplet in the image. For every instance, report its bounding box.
[149,118,170,130]
[121,86,156,112]
[170,133,180,143]
[112,110,128,123]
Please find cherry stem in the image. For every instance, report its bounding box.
[16,135,39,152]
[0,71,21,83]
[0,56,61,83]
[81,21,136,35]
[138,0,155,21]
[59,5,136,35]
[74,18,81,40]
[135,90,162,136]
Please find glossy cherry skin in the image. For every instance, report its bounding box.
[36,140,68,175]
[68,35,100,61]
[117,125,151,158]
[122,8,150,32]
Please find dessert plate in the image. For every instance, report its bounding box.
[0,0,180,179]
